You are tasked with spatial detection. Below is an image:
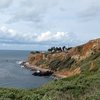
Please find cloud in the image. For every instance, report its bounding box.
[0,26,79,47]
[78,0,100,21]
[36,31,69,42]
[0,0,13,9]
[0,26,36,44]
[9,8,43,23]
[7,0,100,32]
[8,0,67,26]
[9,0,56,23]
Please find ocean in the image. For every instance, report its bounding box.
[0,50,52,89]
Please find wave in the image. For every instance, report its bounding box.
[16,61,23,65]
[16,61,25,68]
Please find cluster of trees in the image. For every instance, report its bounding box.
[48,46,72,52]
[30,46,72,54]
[30,51,40,54]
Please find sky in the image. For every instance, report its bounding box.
[0,0,100,50]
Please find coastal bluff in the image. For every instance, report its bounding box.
[27,38,100,78]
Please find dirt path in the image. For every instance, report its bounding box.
[23,62,52,72]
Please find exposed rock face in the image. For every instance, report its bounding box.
[71,38,100,60]
[28,38,100,77]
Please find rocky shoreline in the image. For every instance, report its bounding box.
[19,61,65,79]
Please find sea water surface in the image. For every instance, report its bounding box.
[0,50,52,89]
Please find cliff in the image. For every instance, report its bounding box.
[28,38,100,77]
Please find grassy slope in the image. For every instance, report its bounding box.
[0,52,100,100]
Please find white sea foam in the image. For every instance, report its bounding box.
[20,65,25,68]
[16,61,23,65]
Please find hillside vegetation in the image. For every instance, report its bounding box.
[0,38,100,100]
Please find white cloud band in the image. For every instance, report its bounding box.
[0,26,78,46]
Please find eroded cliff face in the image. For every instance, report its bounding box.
[28,38,100,77]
